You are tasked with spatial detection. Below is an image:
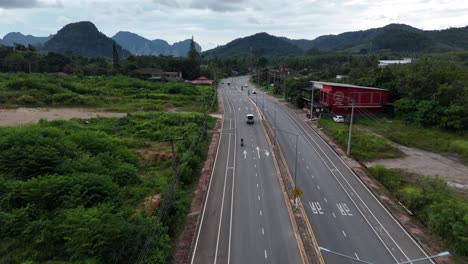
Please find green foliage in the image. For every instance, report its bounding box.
[368,165,401,192]
[373,29,434,52]
[0,109,214,263]
[317,119,401,161]
[0,73,214,111]
[368,166,468,256]
[359,119,468,162]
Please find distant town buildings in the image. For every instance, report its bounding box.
[378,58,412,67]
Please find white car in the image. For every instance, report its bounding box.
[333,115,345,123]
[246,114,254,124]
[252,89,257,94]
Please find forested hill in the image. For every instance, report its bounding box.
[296,23,468,53]
[112,31,202,57]
[42,21,130,58]
[203,32,304,57]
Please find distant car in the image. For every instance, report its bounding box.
[333,115,345,123]
[246,114,254,124]
[227,82,231,86]
[244,84,248,88]
[252,89,257,94]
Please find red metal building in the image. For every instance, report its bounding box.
[311,81,388,115]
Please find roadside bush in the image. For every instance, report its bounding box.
[368,165,402,192]
[426,200,468,255]
[368,166,468,256]
[16,94,36,105]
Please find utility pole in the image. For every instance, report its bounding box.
[347,100,355,155]
[310,82,315,119]
[283,77,286,101]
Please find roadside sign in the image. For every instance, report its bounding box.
[292,187,303,198]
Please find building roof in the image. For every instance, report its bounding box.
[191,76,213,85]
[310,81,387,91]
[134,68,164,75]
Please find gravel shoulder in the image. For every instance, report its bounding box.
[0,108,126,126]
[365,141,468,191]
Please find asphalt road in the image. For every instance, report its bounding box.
[248,76,436,264]
[191,77,301,264]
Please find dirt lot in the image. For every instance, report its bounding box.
[365,143,468,190]
[0,108,126,126]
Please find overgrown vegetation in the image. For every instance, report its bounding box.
[368,165,468,256]
[0,104,215,262]
[0,73,214,112]
[316,118,401,161]
[358,119,468,162]
[0,69,214,263]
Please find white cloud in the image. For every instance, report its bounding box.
[1,0,467,49]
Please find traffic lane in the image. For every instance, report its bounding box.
[294,161,397,264]
[291,114,433,263]
[274,107,412,262]
[273,128,393,263]
[229,80,301,263]
[192,129,235,263]
[230,90,269,263]
[251,120,301,263]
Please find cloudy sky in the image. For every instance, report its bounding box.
[0,0,467,50]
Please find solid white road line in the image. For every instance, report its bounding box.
[191,103,225,264]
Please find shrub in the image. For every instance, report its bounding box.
[16,94,36,105]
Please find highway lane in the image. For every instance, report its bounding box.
[247,76,434,264]
[192,77,301,264]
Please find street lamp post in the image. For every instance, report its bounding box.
[319,246,450,264]
[397,251,450,264]
[319,247,373,264]
[310,82,315,119]
[274,127,299,206]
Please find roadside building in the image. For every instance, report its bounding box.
[378,58,412,67]
[191,76,213,85]
[304,81,388,115]
[133,68,183,82]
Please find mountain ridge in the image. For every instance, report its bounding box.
[112,31,201,57]
[42,21,130,59]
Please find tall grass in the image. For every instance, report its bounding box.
[317,118,401,161]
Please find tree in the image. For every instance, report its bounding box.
[185,36,200,80]
[112,42,120,73]
[187,36,199,61]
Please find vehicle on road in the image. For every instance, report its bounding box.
[246,114,254,124]
[252,89,257,94]
[333,115,345,123]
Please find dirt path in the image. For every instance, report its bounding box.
[0,108,126,126]
[365,142,468,190]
